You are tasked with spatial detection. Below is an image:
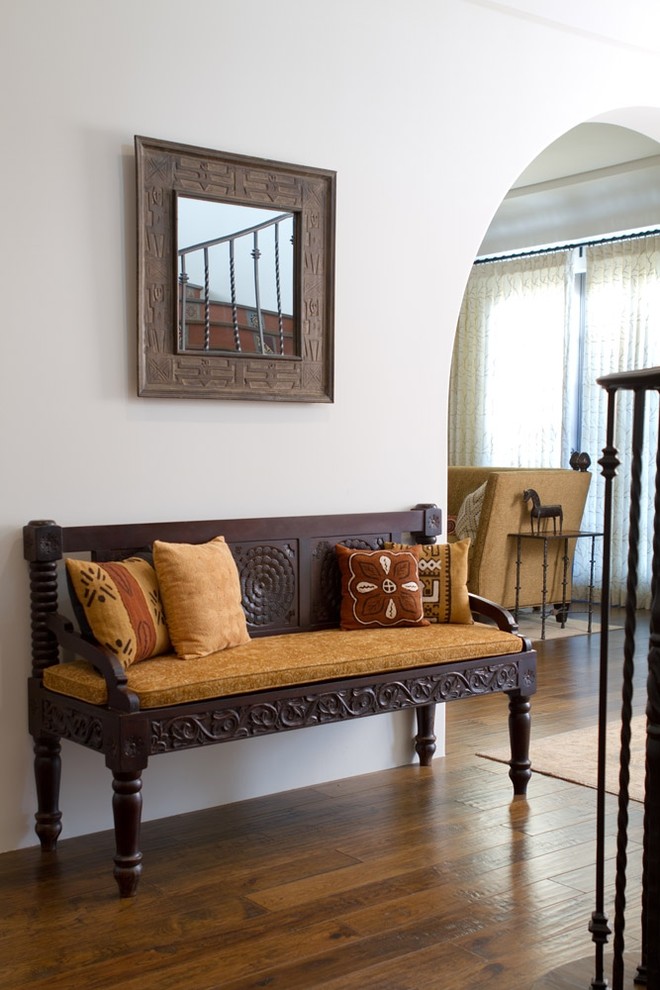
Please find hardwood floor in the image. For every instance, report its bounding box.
[1,613,650,989]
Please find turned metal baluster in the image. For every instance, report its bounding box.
[644,396,660,988]
[274,221,284,355]
[593,368,660,990]
[203,247,210,351]
[637,402,660,987]
[229,239,241,351]
[590,387,618,990]
[251,232,265,354]
[611,388,645,989]
[178,264,189,350]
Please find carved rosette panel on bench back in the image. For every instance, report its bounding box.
[233,542,298,628]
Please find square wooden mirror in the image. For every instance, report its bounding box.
[135,136,336,402]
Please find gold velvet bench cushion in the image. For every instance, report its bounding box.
[43,624,524,709]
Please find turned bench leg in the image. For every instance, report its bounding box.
[34,734,62,851]
[415,703,437,766]
[507,691,532,796]
[112,772,143,898]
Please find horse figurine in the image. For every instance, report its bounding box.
[522,488,563,534]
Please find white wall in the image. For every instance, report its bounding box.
[3,0,660,853]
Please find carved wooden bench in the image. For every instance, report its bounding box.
[24,507,537,898]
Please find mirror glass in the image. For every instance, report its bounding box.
[177,196,296,357]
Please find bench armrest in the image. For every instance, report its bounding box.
[45,613,139,712]
[468,593,528,641]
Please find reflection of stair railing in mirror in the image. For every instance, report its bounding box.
[178,211,294,356]
[588,366,660,990]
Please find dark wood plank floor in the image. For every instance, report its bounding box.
[1,612,650,989]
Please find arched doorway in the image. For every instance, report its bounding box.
[449,120,660,469]
[447,119,660,609]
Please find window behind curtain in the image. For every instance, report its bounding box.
[576,236,660,607]
[449,250,574,467]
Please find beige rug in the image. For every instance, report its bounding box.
[515,613,615,642]
[531,954,641,989]
[478,715,646,802]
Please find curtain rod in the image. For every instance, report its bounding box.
[474,227,660,266]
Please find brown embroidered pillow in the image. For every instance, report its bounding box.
[386,540,473,624]
[153,536,250,659]
[336,544,428,630]
[66,556,171,668]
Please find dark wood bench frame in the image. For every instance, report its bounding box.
[24,506,537,897]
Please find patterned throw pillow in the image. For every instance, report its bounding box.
[386,540,473,624]
[335,544,428,630]
[153,536,251,659]
[66,556,171,668]
[455,481,487,542]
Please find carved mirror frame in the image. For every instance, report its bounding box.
[135,136,336,402]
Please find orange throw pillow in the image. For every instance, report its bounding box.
[153,536,250,659]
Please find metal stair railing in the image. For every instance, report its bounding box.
[590,366,660,990]
[178,211,293,355]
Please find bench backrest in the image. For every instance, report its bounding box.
[24,507,441,648]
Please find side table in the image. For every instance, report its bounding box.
[509,530,602,639]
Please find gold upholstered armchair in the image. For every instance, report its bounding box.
[447,466,592,612]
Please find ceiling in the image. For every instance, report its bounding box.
[471,0,660,57]
[480,122,660,255]
[512,122,660,189]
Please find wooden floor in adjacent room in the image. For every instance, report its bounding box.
[1,611,649,989]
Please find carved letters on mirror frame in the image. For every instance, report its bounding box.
[135,136,336,402]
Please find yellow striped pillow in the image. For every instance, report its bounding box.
[66,556,171,668]
[385,540,473,624]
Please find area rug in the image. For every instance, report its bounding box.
[477,715,646,802]
[531,954,641,989]
[515,612,617,642]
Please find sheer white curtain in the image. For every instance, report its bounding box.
[576,235,660,607]
[449,251,575,467]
